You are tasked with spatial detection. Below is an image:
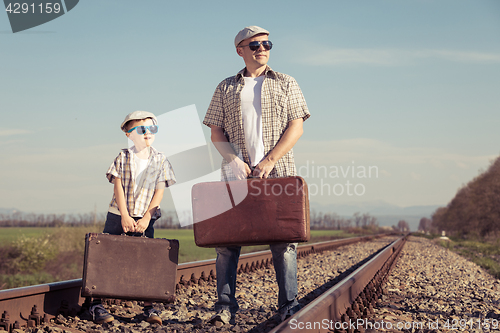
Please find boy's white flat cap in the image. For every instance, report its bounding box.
[234,26,269,47]
[121,111,157,132]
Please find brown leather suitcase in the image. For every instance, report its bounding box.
[192,176,310,247]
[81,233,178,302]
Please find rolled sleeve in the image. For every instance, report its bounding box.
[203,83,225,128]
[157,156,176,188]
[106,153,122,183]
[287,77,310,123]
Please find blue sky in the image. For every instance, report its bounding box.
[1,1,499,217]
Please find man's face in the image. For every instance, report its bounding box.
[237,34,270,69]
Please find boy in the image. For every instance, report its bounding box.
[88,110,176,324]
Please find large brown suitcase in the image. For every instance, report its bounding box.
[81,233,178,302]
[192,176,310,247]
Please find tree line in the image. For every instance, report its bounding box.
[1,209,387,231]
[310,211,378,230]
[0,210,181,229]
[420,155,500,239]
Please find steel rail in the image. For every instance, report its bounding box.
[175,235,379,286]
[269,236,407,333]
[0,234,389,330]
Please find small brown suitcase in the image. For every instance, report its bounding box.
[192,176,310,247]
[82,233,178,302]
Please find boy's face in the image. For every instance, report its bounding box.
[125,118,156,148]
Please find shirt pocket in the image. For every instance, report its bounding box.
[270,93,290,133]
[267,83,289,125]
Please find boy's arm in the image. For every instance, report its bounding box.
[113,178,137,233]
[135,188,164,233]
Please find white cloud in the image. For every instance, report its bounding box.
[456,161,469,169]
[0,139,27,146]
[0,143,120,212]
[298,48,500,66]
[294,138,496,167]
[380,169,391,177]
[426,50,500,63]
[410,172,422,180]
[0,129,31,136]
[292,138,496,206]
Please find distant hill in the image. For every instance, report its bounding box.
[0,208,18,215]
[310,200,440,230]
[310,200,439,217]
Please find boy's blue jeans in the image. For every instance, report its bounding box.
[214,243,299,314]
[103,212,156,238]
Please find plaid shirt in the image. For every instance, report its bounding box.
[106,147,176,218]
[204,66,310,180]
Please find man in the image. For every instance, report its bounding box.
[203,25,310,324]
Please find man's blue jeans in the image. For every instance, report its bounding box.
[214,243,299,314]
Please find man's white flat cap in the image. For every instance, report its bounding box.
[234,26,269,47]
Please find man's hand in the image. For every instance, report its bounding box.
[253,159,276,178]
[229,157,252,180]
[210,125,252,179]
[121,215,136,233]
[252,118,304,178]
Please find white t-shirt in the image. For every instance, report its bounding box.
[241,76,265,167]
[134,154,149,194]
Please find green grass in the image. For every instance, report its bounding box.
[1,272,56,288]
[2,227,357,263]
[413,233,500,279]
[451,240,500,279]
[0,227,57,246]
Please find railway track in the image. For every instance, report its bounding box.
[0,234,404,332]
[271,236,406,333]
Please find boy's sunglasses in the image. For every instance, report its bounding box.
[127,125,159,135]
[239,40,273,51]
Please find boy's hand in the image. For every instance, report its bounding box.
[135,217,150,234]
[121,215,136,233]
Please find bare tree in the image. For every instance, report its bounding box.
[397,220,410,232]
[418,217,432,233]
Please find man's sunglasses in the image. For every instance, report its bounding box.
[239,40,273,51]
[127,125,159,135]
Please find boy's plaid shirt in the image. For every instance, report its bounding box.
[106,146,176,218]
[203,66,310,180]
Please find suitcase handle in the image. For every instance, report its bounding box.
[121,232,146,237]
[248,166,259,179]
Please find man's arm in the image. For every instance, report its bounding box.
[135,188,164,233]
[113,178,137,233]
[253,118,304,178]
[210,125,252,180]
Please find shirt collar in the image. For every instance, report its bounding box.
[126,146,158,156]
[236,65,275,80]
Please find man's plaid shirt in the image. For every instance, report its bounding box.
[106,146,176,218]
[203,66,310,180]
